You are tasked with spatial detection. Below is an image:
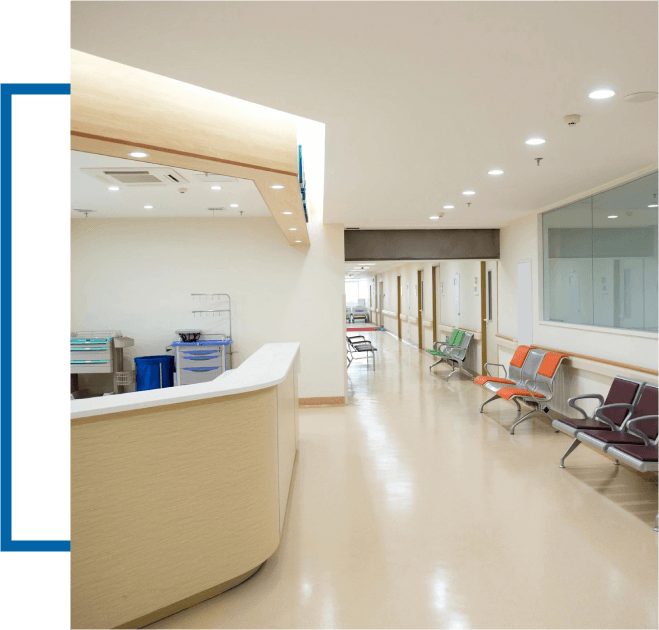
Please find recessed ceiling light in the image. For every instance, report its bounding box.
[462,190,476,196]
[230,204,239,208]
[211,185,222,190]
[270,185,285,189]
[283,211,293,215]
[289,228,297,231]
[589,89,615,100]
[144,205,153,209]
[525,138,545,146]
[488,169,504,175]
[648,204,658,208]
[443,205,455,209]
[108,186,120,191]
[608,215,618,219]
[128,151,149,158]
[429,215,440,220]
[295,240,302,243]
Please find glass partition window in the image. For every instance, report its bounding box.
[542,172,658,333]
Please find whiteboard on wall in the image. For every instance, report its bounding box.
[517,259,532,345]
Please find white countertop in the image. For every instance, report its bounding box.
[71,342,300,420]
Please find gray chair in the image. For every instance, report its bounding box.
[479,348,546,413]
[443,331,474,382]
[501,351,568,434]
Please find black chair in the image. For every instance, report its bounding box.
[347,335,377,370]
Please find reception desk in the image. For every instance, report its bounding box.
[71,343,300,629]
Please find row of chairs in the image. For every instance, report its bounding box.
[426,329,474,382]
[346,306,369,323]
[473,346,658,531]
[474,345,568,434]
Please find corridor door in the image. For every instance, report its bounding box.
[397,276,402,338]
[417,269,424,349]
[484,261,498,368]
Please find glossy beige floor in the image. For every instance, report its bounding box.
[149,332,658,629]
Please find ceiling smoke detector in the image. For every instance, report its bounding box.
[564,114,580,126]
[623,92,658,103]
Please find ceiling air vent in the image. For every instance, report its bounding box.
[81,167,189,187]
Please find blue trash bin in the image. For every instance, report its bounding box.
[134,355,175,391]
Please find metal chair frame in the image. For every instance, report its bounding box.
[346,335,377,370]
[506,353,569,434]
[554,379,648,467]
[442,332,474,382]
[480,348,546,415]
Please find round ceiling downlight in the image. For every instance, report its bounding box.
[462,190,476,196]
[588,89,616,100]
[129,151,149,158]
[525,138,545,146]
[443,205,455,209]
[488,169,504,175]
[211,185,222,190]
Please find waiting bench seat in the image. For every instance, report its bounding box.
[475,346,568,434]
[553,376,648,467]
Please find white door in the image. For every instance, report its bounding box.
[517,259,533,345]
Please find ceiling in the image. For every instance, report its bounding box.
[71,151,270,219]
[345,261,413,280]
[72,2,658,229]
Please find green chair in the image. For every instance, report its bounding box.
[426,329,464,371]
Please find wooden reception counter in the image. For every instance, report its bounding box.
[71,343,300,629]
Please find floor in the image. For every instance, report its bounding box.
[149,331,658,629]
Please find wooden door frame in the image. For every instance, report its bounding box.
[480,261,487,375]
[431,265,439,345]
[417,269,423,349]
[396,276,402,338]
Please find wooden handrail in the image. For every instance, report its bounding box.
[530,344,658,376]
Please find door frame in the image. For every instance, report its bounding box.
[397,275,402,338]
[417,269,423,349]
[480,261,487,374]
[431,265,439,344]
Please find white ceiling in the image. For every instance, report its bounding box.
[345,261,413,280]
[72,2,658,229]
[71,151,271,219]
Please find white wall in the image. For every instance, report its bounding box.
[71,216,346,399]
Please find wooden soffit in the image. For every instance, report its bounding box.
[71,49,308,246]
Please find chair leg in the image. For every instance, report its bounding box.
[513,398,522,412]
[559,438,581,468]
[655,513,658,533]
[509,408,540,434]
[480,393,499,413]
[429,358,444,371]
[613,459,620,465]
